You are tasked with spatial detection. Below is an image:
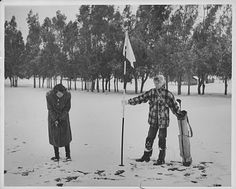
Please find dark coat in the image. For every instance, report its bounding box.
[46,90,72,147]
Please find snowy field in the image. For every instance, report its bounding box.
[3,78,232,187]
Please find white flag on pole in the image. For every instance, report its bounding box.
[123,31,136,68]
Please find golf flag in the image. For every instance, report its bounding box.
[123,31,136,68]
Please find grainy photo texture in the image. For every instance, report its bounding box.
[2,1,233,188]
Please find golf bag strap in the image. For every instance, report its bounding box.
[187,116,193,137]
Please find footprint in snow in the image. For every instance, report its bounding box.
[213,184,222,187]
[193,165,205,170]
[57,183,63,187]
[166,162,174,166]
[184,173,191,177]
[21,172,29,176]
[73,170,90,175]
[55,178,61,182]
[164,173,173,176]
[93,177,117,181]
[200,161,213,165]
[95,170,105,176]
[114,170,125,176]
[65,176,79,182]
[168,167,186,171]
[21,169,34,176]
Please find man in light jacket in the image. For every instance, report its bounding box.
[123,75,183,165]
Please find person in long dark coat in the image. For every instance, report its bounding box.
[46,84,72,162]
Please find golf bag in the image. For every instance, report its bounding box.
[177,110,193,166]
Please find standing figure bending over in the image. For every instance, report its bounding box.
[46,84,72,162]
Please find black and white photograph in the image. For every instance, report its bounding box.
[1,0,235,188]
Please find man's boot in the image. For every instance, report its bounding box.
[154,137,166,165]
[153,149,165,165]
[136,137,154,162]
[136,150,152,162]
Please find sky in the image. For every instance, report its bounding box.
[4,4,136,42]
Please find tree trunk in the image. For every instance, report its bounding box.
[114,78,116,92]
[74,78,77,90]
[201,75,205,95]
[12,77,14,87]
[197,77,202,95]
[50,78,53,88]
[42,77,45,88]
[81,79,84,91]
[124,82,127,93]
[105,79,109,91]
[85,80,87,91]
[177,75,182,95]
[134,77,138,94]
[9,77,12,87]
[60,76,63,84]
[224,77,228,95]
[97,78,100,92]
[67,79,69,89]
[34,75,36,88]
[187,74,191,95]
[91,80,95,92]
[39,77,41,88]
[140,73,149,93]
[116,78,119,92]
[13,76,18,87]
[105,78,107,91]
[140,79,144,93]
[46,78,49,88]
[16,76,18,87]
[202,83,205,95]
[102,77,105,92]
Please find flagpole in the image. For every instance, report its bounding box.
[120,45,127,167]
[120,28,135,166]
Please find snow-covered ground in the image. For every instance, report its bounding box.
[3,78,232,187]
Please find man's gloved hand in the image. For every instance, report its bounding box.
[177,110,186,119]
[55,120,59,127]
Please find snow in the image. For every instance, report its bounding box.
[3,78,233,188]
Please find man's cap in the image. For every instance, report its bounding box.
[153,75,166,85]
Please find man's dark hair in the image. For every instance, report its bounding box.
[53,84,66,93]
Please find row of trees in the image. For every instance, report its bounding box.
[5,5,232,95]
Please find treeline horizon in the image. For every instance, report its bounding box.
[5,5,232,95]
